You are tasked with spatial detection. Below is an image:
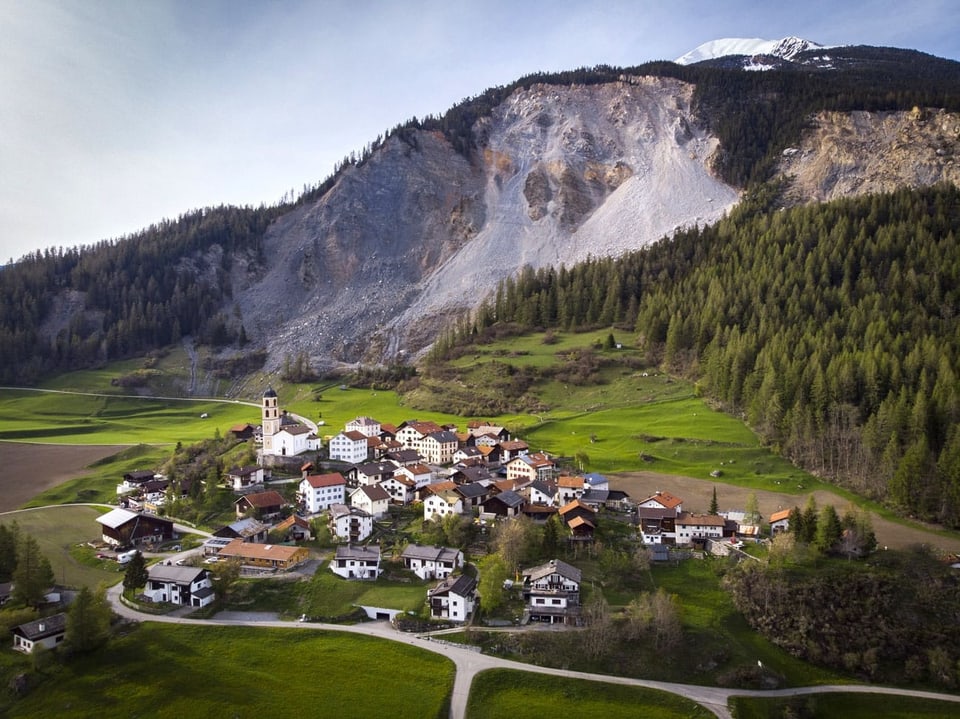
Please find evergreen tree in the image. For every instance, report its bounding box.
[0,522,20,581]
[815,505,843,554]
[123,551,149,594]
[708,487,719,515]
[12,534,55,608]
[65,585,111,653]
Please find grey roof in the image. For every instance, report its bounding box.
[523,559,582,584]
[334,545,381,561]
[14,612,67,640]
[193,586,216,599]
[225,517,268,537]
[95,507,139,529]
[357,462,396,476]
[401,544,461,563]
[580,489,610,503]
[427,430,459,443]
[263,387,277,398]
[329,503,370,520]
[456,483,490,499]
[488,490,524,508]
[354,484,390,502]
[428,573,477,598]
[147,564,209,583]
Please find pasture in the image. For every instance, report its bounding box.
[2,624,453,718]
[729,692,960,718]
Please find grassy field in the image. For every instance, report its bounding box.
[466,668,714,719]
[729,692,960,718]
[3,624,453,718]
[0,505,126,589]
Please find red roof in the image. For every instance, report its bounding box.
[303,473,346,488]
[237,490,286,508]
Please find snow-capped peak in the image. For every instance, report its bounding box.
[675,36,826,65]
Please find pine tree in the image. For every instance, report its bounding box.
[123,551,149,594]
[65,584,111,653]
[815,505,843,554]
[12,534,55,608]
[709,487,719,515]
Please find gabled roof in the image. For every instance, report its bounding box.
[523,558,582,584]
[487,490,524,508]
[336,430,368,441]
[428,573,477,598]
[277,424,312,436]
[329,503,371,520]
[456,482,490,499]
[302,473,346,488]
[221,517,268,538]
[357,461,396,476]
[147,564,209,583]
[219,538,305,562]
[425,430,459,444]
[559,499,595,516]
[228,464,261,477]
[334,544,381,561]
[95,508,140,529]
[236,490,286,508]
[770,508,792,523]
[275,514,312,532]
[399,420,444,436]
[640,491,683,509]
[557,475,584,488]
[353,484,390,502]
[423,481,458,495]
[401,544,461,563]
[676,511,726,527]
[13,613,67,640]
[499,440,528,451]
[383,474,416,488]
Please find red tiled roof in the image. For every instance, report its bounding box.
[303,473,346,488]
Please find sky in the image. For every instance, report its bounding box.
[2,0,959,263]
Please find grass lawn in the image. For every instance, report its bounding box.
[3,624,453,718]
[298,563,429,618]
[730,693,960,719]
[0,506,125,589]
[466,668,713,719]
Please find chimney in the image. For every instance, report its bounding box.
[38,623,45,632]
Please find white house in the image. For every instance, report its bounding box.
[12,613,67,654]
[394,462,433,489]
[527,479,557,506]
[350,484,390,519]
[675,512,726,544]
[505,452,555,483]
[355,461,396,486]
[770,508,791,535]
[428,574,477,623]
[401,544,463,580]
[331,544,382,580]
[299,473,347,514]
[395,420,445,453]
[423,490,464,522]
[521,558,582,625]
[346,416,382,438]
[420,430,459,465]
[328,430,369,464]
[272,425,320,457]
[380,474,417,505]
[555,475,585,505]
[329,503,374,543]
[143,565,216,607]
[225,465,264,491]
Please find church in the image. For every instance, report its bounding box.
[260,387,321,458]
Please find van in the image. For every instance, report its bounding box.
[117,550,138,565]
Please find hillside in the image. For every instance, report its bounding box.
[2,45,960,385]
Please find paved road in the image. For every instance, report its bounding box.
[104,585,960,719]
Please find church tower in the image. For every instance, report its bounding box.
[261,387,281,454]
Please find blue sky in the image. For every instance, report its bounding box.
[2,0,959,262]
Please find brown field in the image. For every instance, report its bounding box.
[0,442,125,513]
[612,471,960,554]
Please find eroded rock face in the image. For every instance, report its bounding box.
[229,89,960,377]
[778,109,960,203]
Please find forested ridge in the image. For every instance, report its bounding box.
[443,183,960,526]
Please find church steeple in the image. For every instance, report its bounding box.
[261,387,280,454]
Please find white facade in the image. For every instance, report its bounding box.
[380,475,416,504]
[428,574,477,623]
[401,544,463,580]
[143,566,215,607]
[329,430,369,463]
[350,485,390,519]
[329,504,374,543]
[330,545,382,580]
[346,416,382,438]
[420,431,458,465]
[272,426,319,457]
[675,512,725,544]
[423,493,464,522]
[299,474,347,514]
[395,463,433,489]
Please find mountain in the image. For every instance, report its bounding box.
[674,36,828,66]
[3,43,960,387]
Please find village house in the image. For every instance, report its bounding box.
[498,439,529,463]
[467,422,510,442]
[234,490,287,521]
[395,420,445,453]
[526,479,557,506]
[299,473,347,514]
[271,424,320,457]
[383,448,423,467]
[217,538,309,571]
[331,544,382,580]
[455,481,491,509]
[329,503,374,543]
[505,452,555,483]
[214,517,269,543]
[143,565,215,607]
[556,475,585,505]
[229,423,257,441]
[353,461,396,487]
[379,474,417,504]
[346,416,382,437]
[12,613,67,654]
[636,491,684,544]
[452,446,484,465]
[273,514,313,542]
[675,512,726,544]
[579,488,631,512]
[521,558,582,625]
[423,487,465,522]
[96,508,175,547]
[400,544,463,580]
[769,508,792,535]
[420,429,459,465]
[481,489,524,518]
[225,465,265,491]
[559,499,597,539]
[350,484,390,519]
[427,574,477,623]
[328,430,370,464]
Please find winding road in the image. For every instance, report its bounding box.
[104,584,960,719]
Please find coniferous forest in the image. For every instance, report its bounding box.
[439,183,960,526]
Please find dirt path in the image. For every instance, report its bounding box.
[610,471,960,554]
[0,442,126,512]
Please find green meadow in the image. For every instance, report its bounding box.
[3,624,453,718]
[729,692,960,719]
[466,669,713,719]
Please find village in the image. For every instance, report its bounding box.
[3,385,787,656]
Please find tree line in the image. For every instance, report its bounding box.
[437,184,960,526]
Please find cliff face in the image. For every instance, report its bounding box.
[238,76,738,372]
[233,79,960,376]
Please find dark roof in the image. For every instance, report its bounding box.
[357,461,396,476]
[401,544,461,563]
[13,613,67,640]
[580,489,610,503]
[147,565,209,583]
[427,430,459,443]
[429,573,477,598]
[236,490,286,508]
[523,558,582,584]
[456,483,490,499]
[334,544,381,561]
[355,484,390,502]
[263,387,277,398]
[487,490,524,508]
